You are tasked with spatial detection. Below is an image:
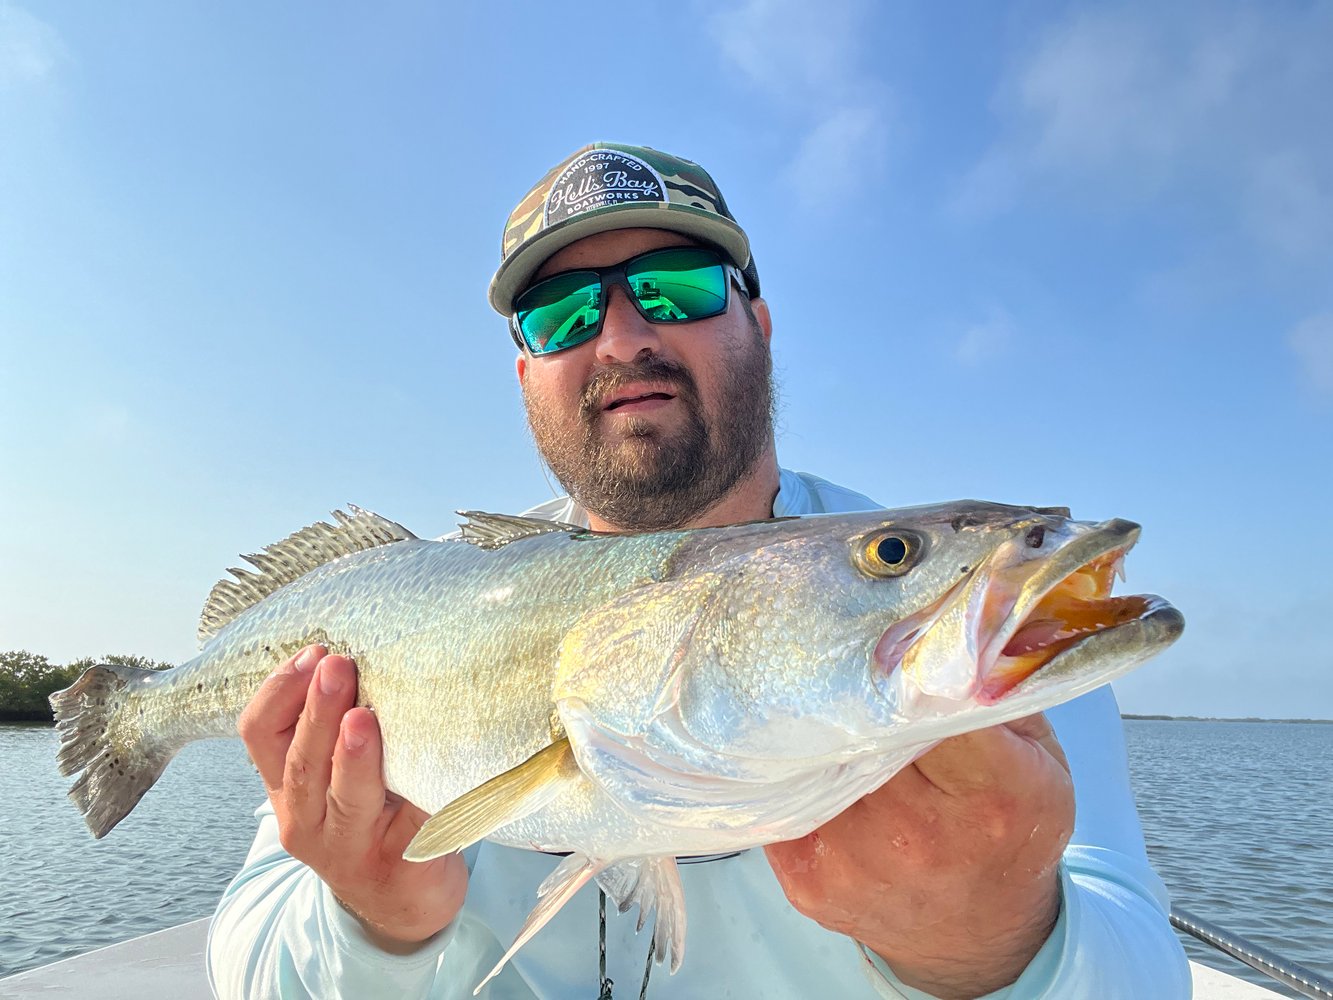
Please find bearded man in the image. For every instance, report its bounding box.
[209,143,1190,1000]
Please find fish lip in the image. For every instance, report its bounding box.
[992,599,1184,710]
[601,382,678,411]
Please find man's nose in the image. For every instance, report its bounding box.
[594,284,662,364]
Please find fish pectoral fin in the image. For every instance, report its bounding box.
[402,738,579,862]
[473,853,605,995]
[595,856,687,973]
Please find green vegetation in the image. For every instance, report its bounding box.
[0,651,173,722]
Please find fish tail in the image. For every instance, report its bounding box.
[50,664,176,839]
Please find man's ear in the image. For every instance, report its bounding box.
[516,352,527,384]
[751,296,773,345]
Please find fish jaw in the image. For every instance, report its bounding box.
[875,517,1179,714]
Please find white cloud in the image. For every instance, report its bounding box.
[0,2,64,90]
[708,0,869,104]
[954,307,1015,367]
[782,107,885,212]
[1018,13,1185,173]
[1288,313,1333,395]
[707,0,889,211]
[1246,150,1333,260]
[952,3,1333,263]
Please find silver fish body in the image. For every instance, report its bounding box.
[52,501,1182,985]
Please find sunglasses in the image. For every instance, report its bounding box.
[510,246,748,356]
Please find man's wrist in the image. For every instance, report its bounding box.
[332,889,449,956]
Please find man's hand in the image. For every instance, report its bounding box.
[764,715,1074,1000]
[238,645,468,951]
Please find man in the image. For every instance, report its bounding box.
[209,143,1189,999]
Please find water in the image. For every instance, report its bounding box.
[0,723,263,978]
[1124,719,1333,997]
[1,721,1329,993]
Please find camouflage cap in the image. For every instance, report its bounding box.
[488,142,760,315]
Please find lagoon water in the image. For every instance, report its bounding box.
[1,719,1329,995]
[1125,720,1332,997]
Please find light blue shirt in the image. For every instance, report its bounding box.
[207,469,1189,999]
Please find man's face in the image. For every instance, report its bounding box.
[516,228,775,531]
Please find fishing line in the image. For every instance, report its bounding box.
[593,853,745,996]
[595,889,655,999]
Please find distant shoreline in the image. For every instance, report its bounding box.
[0,711,53,724]
[1122,714,1333,724]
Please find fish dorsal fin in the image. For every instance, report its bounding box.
[457,511,583,550]
[198,507,417,642]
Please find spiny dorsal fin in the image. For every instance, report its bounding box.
[198,506,417,642]
[457,511,583,550]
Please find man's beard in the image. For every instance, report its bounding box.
[523,329,775,531]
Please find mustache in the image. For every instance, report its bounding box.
[579,357,698,422]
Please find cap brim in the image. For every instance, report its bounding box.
[488,204,751,315]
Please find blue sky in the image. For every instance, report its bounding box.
[2,1,1330,718]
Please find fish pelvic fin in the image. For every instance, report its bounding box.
[198,507,417,642]
[403,738,580,863]
[596,856,687,973]
[49,664,175,839]
[473,854,604,995]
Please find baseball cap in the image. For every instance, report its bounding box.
[488,142,760,315]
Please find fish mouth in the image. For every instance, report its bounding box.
[979,539,1154,703]
[879,517,1182,708]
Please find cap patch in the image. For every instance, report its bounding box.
[543,149,667,225]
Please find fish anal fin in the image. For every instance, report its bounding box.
[595,856,687,972]
[456,511,584,550]
[403,738,579,862]
[473,854,604,995]
[198,507,417,642]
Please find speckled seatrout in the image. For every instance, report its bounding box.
[52,502,1182,990]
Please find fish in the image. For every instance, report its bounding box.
[51,501,1182,990]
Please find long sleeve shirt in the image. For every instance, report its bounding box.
[207,468,1189,999]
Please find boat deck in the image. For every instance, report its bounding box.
[0,918,1289,998]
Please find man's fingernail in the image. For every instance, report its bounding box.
[318,660,343,695]
[296,647,320,673]
[343,725,367,751]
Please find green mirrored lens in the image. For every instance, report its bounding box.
[626,249,728,322]
[513,248,731,355]
[515,271,602,354]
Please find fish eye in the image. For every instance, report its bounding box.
[854,530,922,578]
